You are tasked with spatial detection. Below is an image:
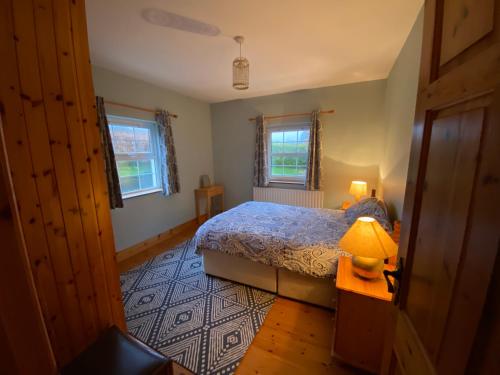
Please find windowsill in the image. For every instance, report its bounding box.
[122,188,162,200]
[269,180,305,185]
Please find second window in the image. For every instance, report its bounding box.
[268,124,310,183]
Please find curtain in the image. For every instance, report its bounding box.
[156,110,180,196]
[96,96,123,209]
[253,115,269,187]
[306,110,323,190]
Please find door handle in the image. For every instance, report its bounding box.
[383,258,404,304]
[383,269,399,293]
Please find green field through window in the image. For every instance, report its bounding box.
[109,120,159,195]
[270,129,309,178]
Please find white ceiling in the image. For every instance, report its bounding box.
[86,0,423,103]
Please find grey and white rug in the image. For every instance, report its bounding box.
[120,239,276,375]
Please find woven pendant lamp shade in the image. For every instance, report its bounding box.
[233,57,249,90]
[232,36,249,90]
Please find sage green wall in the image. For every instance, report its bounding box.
[380,9,424,220]
[92,66,214,251]
[93,9,422,249]
[210,80,387,209]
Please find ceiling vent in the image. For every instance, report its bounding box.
[142,8,221,36]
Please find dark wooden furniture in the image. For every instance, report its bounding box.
[61,326,194,375]
[332,256,394,374]
[194,185,224,224]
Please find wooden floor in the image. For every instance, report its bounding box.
[237,297,364,375]
[119,226,363,375]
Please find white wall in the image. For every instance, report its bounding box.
[210,80,387,209]
[92,66,214,250]
[380,9,424,220]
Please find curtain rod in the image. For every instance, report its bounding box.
[248,109,335,122]
[104,100,178,119]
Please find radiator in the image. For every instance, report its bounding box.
[253,187,324,208]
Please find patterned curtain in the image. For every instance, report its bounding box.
[156,110,180,196]
[253,115,269,187]
[305,110,323,190]
[96,96,123,209]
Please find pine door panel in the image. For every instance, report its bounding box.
[0,0,126,365]
[440,0,495,64]
[388,0,500,374]
[406,106,484,361]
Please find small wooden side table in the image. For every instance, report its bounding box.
[194,185,224,224]
[332,256,394,374]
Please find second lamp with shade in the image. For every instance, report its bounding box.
[339,216,397,279]
[349,180,367,201]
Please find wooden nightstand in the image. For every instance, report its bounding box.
[332,256,394,374]
[194,185,224,224]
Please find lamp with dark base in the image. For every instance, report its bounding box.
[339,216,397,280]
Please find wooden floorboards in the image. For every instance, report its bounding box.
[119,227,363,375]
[237,297,364,375]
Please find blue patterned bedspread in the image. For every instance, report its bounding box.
[194,201,351,278]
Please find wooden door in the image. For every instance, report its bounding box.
[386,1,500,374]
[0,0,125,366]
[0,116,57,374]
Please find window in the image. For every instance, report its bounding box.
[108,115,162,198]
[268,124,310,183]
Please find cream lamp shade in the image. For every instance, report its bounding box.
[349,181,367,201]
[339,216,397,279]
[339,216,397,259]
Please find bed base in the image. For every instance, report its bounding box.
[277,268,336,308]
[202,250,277,292]
[202,250,335,309]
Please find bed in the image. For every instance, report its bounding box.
[194,199,391,308]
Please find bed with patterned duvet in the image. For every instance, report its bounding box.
[194,199,391,279]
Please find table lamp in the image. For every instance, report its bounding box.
[349,181,367,202]
[339,216,397,279]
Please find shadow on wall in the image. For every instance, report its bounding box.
[379,154,411,221]
[322,156,380,209]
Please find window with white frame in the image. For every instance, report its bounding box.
[268,124,310,183]
[107,115,162,198]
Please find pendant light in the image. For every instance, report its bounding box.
[232,36,249,90]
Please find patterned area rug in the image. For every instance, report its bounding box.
[120,239,276,375]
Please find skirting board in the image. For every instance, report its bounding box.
[116,214,207,263]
